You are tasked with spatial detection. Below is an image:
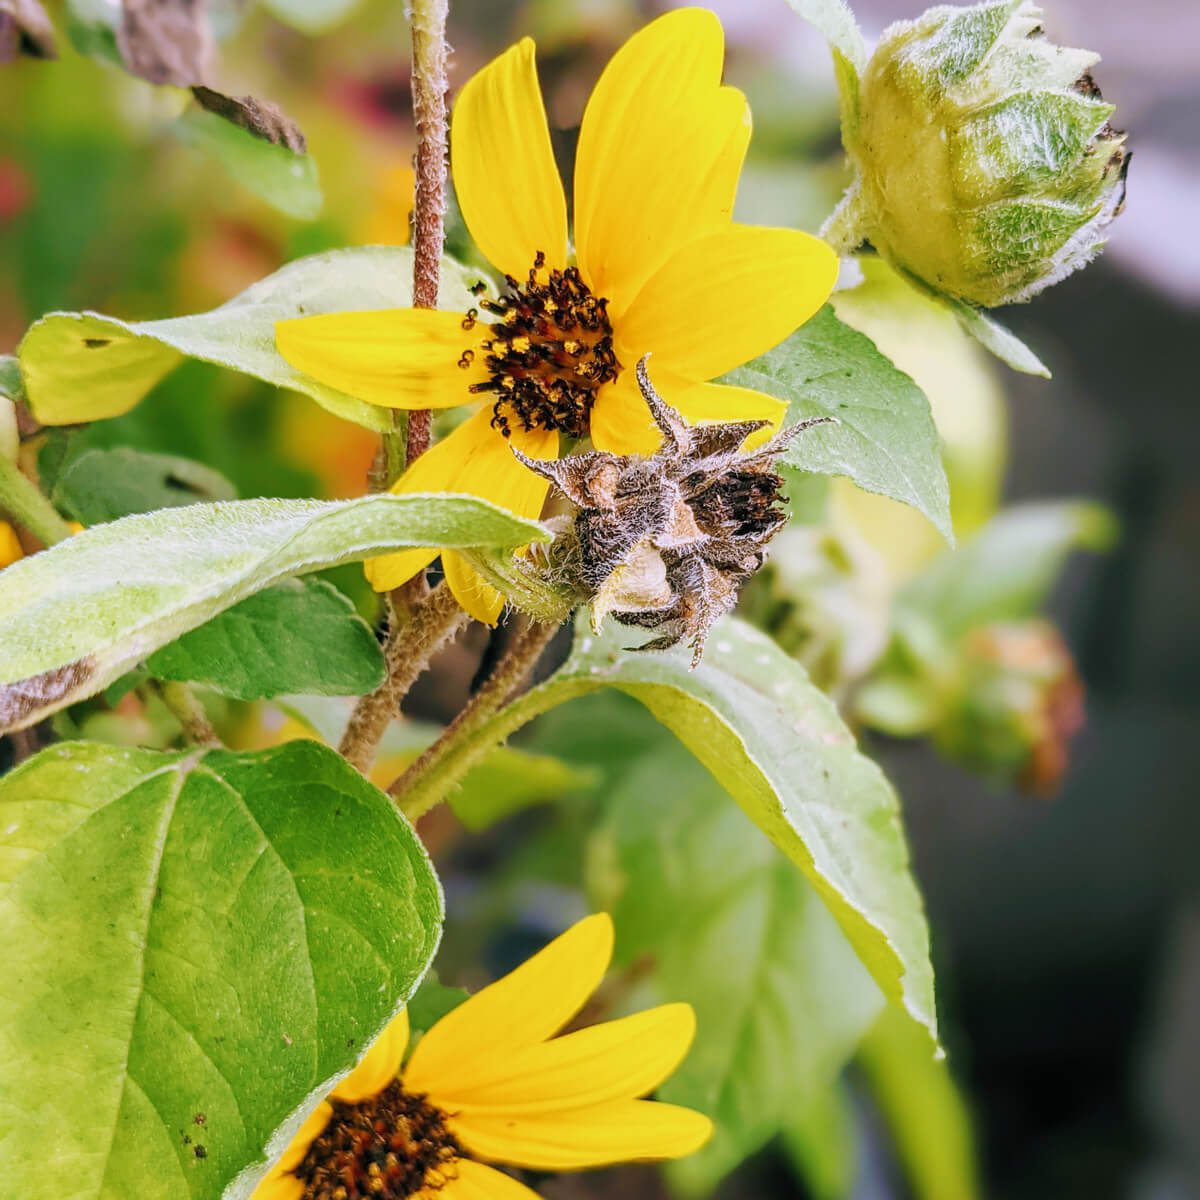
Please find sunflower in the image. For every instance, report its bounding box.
[275,8,837,625]
[253,913,710,1200]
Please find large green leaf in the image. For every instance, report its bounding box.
[0,494,546,731]
[53,447,238,525]
[588,744,883,1194]
[405,613,938,1044]
[146,578,385,700]
[721,306,952,541]
[18,247,488,431]
[0,739,443,1200]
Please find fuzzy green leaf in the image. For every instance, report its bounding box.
[408,614,938,1045]
[722,306,952,541]
[146,578,385,700]
[588,744,883,1194]
[18,247,488,431]
[948,300,1051,377]
[173,106,322,220]
[0,739,443,1200]
[0,494,546,731]
[52,447,238,525]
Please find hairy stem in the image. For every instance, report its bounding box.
[0,455,71,546]
[339,582,468,774]
[407,0,449,469]
[153,680,221,748]
[389,619,560,819]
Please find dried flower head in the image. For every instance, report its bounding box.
[513,357,831,665]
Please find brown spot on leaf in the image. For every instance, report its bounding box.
[82,337,111,349]
[0,657,97,733]
[116,0,212,87]
[191,86,307,153]
[0,0,56,62]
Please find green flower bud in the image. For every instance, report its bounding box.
[825,0,1129,308]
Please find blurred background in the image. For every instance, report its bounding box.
[2,0,1198,1197]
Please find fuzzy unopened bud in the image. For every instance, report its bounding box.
[826,0,1128,307]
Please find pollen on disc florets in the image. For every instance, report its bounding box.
[462,251,621,440]
[293,1080,461,1200]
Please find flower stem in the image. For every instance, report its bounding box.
[152,680,221,748]
[388,618,560,819]
[339,581,468,775]
[0,455,71,547]
[407,0,449,469]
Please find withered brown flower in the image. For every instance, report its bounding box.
[513,356,832,665]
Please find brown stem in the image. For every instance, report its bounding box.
[387,618,559,815]
[339,581,468,774]
[153,680,221,748]
[406,0,449,469]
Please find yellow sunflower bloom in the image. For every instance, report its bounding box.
[275,8,838,625]
[252,913,710,1200]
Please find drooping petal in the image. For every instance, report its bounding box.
[449,1099,714,1171]
[616,225,838,381]
[330,1010,410,1103]
[588,371,664,457]
[404,914,613,1095]
[451,38,569,280]
[275,308,487,410]
[364,411,556,594]
[575,8,750,313]
[439,1158,542,1200]
[248,1101,332,1200]
[442,551,506,626]
[426,1004,696,1114]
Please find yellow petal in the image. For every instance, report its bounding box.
[588,372,663,456]
[575,8,750,312]
[330,1009,410,1103]
[249,1101,332,1199]
[657,373,788,451]
[404,913,613,1095]
[363,164,415,246]
[439,1159,542,1200]
[451,38,568,279]
[275,308,486,410]
[616,225,838,381]
[450,1099,714,1171]
[0,522,22,568]
[364,410,556,594]
[442,551,506,627]
[427,1004,696,1114]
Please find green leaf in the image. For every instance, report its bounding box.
[588,744,882,1194]
[18,247,489,432]
[146,577,385,700]
[0,739,443,1200]
[784,0,868,73]
[0,494,546,731]
[948,299,1051,377]
[858,1006,980,1200]
[409,613,938,1045]
[721,306,953,542]
[52,447,238,524]
[897,500,1117,639]
[0,355,21,402]
[173,107,322,220]
[448,751,598,831]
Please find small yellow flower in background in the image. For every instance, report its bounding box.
[0,521,22,568]
[363,165,416,247]
[275,8,838,625]
[253,914,710,1200]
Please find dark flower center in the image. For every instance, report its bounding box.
[461,251,621,440]
[685,467,788,540]
[293,1080,460,1200]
